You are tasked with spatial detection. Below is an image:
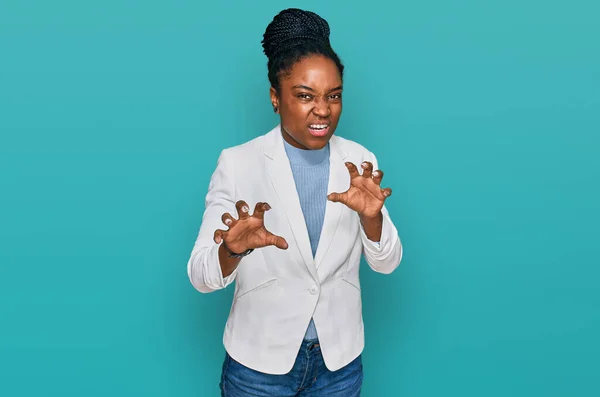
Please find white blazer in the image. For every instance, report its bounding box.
[187,125,403,374]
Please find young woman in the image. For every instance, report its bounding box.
[187,8,403,396]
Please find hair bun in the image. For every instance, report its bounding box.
[262,8,331,60]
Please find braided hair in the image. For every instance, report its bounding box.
[261,8,344,92]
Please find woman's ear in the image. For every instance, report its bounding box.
[269,87,279,113]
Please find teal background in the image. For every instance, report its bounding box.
[1,0,599,395]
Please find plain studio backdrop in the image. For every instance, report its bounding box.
[1,1,598,396]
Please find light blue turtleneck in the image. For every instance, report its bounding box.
[282,137,330,341]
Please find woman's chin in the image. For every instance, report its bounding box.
[303,135,333,150]
[282,125,335,150]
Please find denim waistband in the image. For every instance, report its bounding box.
[301,337,320,351]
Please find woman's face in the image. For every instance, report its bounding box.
[271,55,343,150]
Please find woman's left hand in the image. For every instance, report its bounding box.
[327,161,392,219]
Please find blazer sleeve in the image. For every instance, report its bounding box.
[187,149,239,293]
[358,151,403,274]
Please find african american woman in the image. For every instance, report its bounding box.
[187,8,403,397]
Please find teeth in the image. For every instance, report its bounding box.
[309,124,328,130]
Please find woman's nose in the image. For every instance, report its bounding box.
[313,98,330,117]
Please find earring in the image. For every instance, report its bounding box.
[273,106,278,113]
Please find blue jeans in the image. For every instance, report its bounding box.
[220,339,363,396]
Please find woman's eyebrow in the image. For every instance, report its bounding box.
[292,84,315,91]
[291,85,343,92]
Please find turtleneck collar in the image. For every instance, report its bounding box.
[282,135,330,167]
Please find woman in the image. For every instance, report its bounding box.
[187,8,403,396]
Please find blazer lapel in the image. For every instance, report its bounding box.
[314,135,350,268]
[264,126,317,280]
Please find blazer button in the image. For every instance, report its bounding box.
[309,286,319,295]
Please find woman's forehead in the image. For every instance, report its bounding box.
[281,56,342,90]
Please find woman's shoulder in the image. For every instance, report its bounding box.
[331,134,378,161]
[213,127,277,171]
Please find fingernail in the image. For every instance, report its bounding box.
[362,162,368,168]
[242,206,249,212]
[225,219,232,225]
[373,171,379,177]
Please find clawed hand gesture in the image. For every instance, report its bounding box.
[327,161,391,219]
[214,200,288,254]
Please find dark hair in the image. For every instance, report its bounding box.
[261,8,344,92]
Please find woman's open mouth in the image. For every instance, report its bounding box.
[308,123,330,137]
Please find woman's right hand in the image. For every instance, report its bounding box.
[214,200,289,254]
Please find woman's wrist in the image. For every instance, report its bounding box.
[359,211,383,242]
[222,240,254,258]
[218,244,242,278]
